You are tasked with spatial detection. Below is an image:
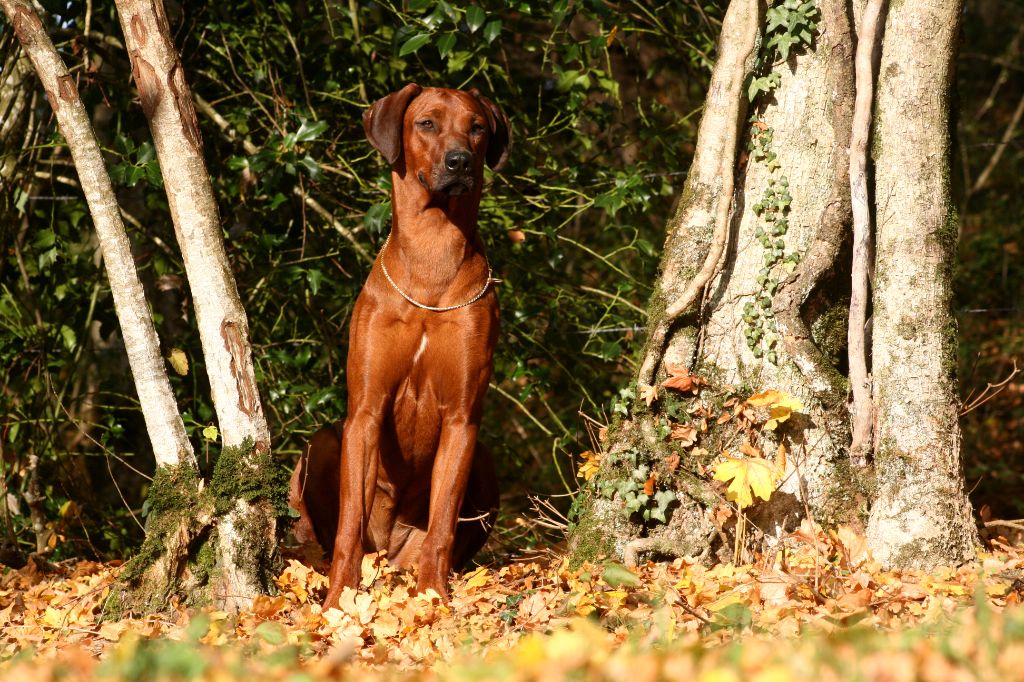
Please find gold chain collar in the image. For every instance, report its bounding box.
[378,232,499,312]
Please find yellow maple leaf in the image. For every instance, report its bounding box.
[712,453,781,509]
[745,390,804,430]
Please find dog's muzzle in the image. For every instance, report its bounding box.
[424,148,475,196]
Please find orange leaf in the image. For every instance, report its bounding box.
[665,453,680,472]
[643,473,656,496]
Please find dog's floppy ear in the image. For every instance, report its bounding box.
[470,89,511,171]
[363,83,423,165]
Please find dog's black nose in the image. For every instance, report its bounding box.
[444,150,472,173]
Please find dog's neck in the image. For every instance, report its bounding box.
[382,170,490,307]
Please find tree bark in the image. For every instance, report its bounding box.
[0,0,195,471]
[113,0,277,611]
[865,0,977,569]
[636,0,762,385]
[571,0,863,565]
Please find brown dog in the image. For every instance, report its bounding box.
[289,84,509,605]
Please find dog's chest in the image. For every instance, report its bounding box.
[391,331,442,457]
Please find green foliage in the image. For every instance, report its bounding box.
[0,1,721,559]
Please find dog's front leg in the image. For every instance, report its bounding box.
[324,407,382,607]
[416,418,480,598]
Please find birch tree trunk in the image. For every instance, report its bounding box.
[571,0,863,564]
[112,0,278,612]
[865,0,977,569]
[0,0,195,472]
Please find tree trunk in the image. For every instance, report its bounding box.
[0,0,195,472]
[571,0,863,565]
[865,0,977,569]
[0,31,33,188]
[113,0,279,612]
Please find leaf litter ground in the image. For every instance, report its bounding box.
[3,523,1024,680]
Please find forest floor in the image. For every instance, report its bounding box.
[1,523,1024,681]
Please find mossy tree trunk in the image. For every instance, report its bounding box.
[865,0,977,569]
[2,0,285,614]
[570,0,866,565]
[572,0,977,572]
[112,0,280,613]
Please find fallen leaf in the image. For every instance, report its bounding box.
[712,453,780,509]
[662,363,703,393]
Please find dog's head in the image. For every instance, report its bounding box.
[363,84,510,197]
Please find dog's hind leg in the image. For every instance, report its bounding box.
[452,442,499,569]
[288,422,343,557]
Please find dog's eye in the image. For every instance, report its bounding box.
[471,123,486,135]
[417,120,435,130]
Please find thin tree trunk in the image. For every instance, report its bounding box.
[866,0,977,569]
[0,32,33,188]
[113,0,276,611]
[0,0,195,471]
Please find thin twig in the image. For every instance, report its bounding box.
[960,360,1019,416]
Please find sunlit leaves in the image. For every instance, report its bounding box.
[746,390,803,430]
[577,450,602,481]
[712,450,782,509]
[5,531,1024,679]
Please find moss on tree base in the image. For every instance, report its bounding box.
[109,438,288,616]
